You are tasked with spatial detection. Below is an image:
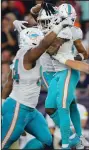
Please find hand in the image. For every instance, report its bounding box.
[13,20,28,32]
[74,55,82,61]
[41,2,55,16]
[74,53,84,61]
[61,18,73,28]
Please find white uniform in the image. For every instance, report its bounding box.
[40,27,72,72]
[10,28,44,108]
[40,26,83,73]
[40,53,55,72]
[52,26,83,71]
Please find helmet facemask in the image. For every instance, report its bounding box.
[37,19,51,34]
[37,8,57,34]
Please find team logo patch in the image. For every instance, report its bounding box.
[28,32,39,40]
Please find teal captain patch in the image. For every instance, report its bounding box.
[13,59,19,83]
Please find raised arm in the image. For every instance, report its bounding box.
[2,71,13,101]
[46,37,66,56]
[30,4,41,20]
[46,25,72,56]
[24,19,73,63]
[30,2,55,20]
[24,31,58,63]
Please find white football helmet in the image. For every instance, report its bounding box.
[37,7,59,34]
[58,3,77,25]
[19,27,44,50]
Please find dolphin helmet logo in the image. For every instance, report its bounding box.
[28,32,39,40]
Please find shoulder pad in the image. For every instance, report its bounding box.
[57,27,72,40]
[71,26,83,41]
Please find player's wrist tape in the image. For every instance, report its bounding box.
[79,53,84,60]
[52,23,62,35]
[30,8,39,16]
[52,55,67,64]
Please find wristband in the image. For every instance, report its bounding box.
[79,53,84,60]
[52,54,67,64]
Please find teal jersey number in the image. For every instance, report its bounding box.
[13,59,19,83]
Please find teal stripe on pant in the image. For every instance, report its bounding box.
[2,97,52,149]
[45,69,80,145]
[44,69,80,109]
[56,69,80,145]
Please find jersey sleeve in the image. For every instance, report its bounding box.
[71,27,83,41]
[57,27,72,40]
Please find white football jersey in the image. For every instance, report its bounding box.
[10,28,44,108]
[40,53,55,72]
[52,26,83,71]
[40,27,71,72]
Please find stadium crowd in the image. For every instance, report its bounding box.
[1,0,89,149]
